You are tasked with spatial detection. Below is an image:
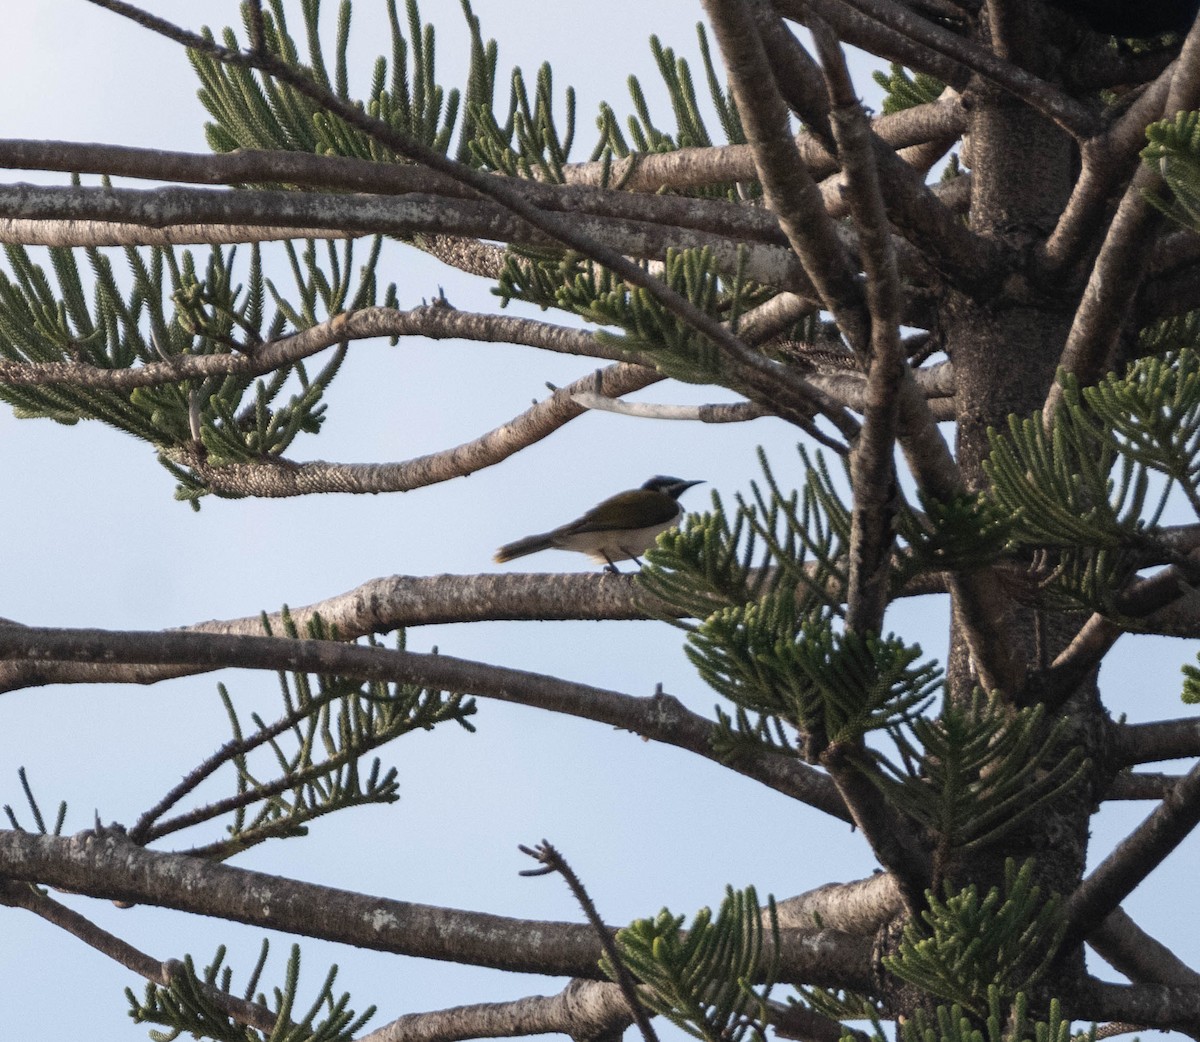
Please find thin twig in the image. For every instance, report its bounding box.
[520,841,660,1042]
[0,879,280,1033]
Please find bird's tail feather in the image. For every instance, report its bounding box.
[494,531,555,563]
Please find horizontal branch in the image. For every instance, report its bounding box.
[0,217,353,248]
[1106,772,1185,801]
[570,391,770,423]
[0,828,874,988]
[0,567,949,691]
[1112,718,1200,767]
[0,138,951,321]
[1074,978,1200,1037]
[559,98,965,190]
[358,979,633,1042]
[0,183,806,288]
[0,109,961,209]
[0,624,850,820]
[359,981,875,1042]
[774,871,903,934]
[0,140,811,253]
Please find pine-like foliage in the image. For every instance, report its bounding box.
[0,237,385,505]
[644,448,943,759]
[127,942,374,1042]
[126,614,476,857]
[885,860,1065,1014]
[895,991,1089,1042]
[872,64,946,115]
[192,0,480,162]
[877,695,1089,875]
[604,887,778,1042]
[594,26,747,193]
[986,350,1200,611]
[497,245,771,383]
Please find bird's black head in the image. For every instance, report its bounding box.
[641,475,704,500]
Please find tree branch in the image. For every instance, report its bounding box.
[0,182,807,288]
[0,624,850,820]
[558,98,967,191]
[570,391,769,423]
[814,22,906,635]
[819,745,932,913]
[165,362,665,497]
[0,216,354,248]
[0,566,950,692]
[1063,757,1200,950]
[778,0,1099,138]
[1041,66,1174,274]
[1073,979,1200,1038]
[1088,907,1200,990]
[776,0,972,84]
[0,828,875,987]
[1112,717,1200,767]
[519,842,660,1042]
[0,879,281,1034]
[714,0,1024,695]
[0,111,963,208]
[1106,772,1186,801]
[0,140,827,258]
[705,0,872,361]
[1046,22,1200,415]
[357,980,634,1042]
[769,1000,874,1042]
[1033,554,1200,707]
[774,871,903,934]
[0,304,636,391]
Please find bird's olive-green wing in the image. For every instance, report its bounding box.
[566,489,681,533]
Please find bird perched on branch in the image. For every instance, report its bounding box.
[494,475,703,573]
[1044,0,1199,36]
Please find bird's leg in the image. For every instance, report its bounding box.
[601,551,622,574]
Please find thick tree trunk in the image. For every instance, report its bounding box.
[938,21,1104,1007]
